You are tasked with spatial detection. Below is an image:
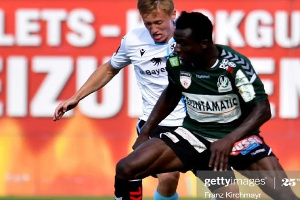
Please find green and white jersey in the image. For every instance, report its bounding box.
[166,44,268,139]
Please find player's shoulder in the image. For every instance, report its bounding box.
[217,44,251,64]
[124,27,152,43]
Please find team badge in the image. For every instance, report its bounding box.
[180,72,192,89]
[217,75,232,92]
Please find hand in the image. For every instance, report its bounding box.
[53,97,79,121]
[209,137,234,171]
[132,132,149,150]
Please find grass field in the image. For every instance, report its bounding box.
[0,198,195,200]
[0,197,271,200]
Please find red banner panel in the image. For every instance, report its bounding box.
[0,0,299,197]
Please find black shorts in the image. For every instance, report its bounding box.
[156,127,275,171]
[137,123,237,191]
[228,134,275,170]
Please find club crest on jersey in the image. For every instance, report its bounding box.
[180,72,192,89]
[217,75,232,92]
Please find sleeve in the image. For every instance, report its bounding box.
[166,57,181,88]
[109,35,131,69]
[233,59,268,104]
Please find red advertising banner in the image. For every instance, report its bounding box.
[0,0,299,197]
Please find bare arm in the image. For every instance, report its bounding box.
[53,61,120,121]
[209,100,272,171]
[224,100,271,142]
[133,80,182,149]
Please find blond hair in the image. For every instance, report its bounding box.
[137,0,174,16]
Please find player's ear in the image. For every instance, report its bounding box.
[171,9,176,21]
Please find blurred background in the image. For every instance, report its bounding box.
[0,0,299,198]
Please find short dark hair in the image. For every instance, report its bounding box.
[175,11,213,42]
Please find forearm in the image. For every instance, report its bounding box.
[226,100,271,142]
[72,61,120,102]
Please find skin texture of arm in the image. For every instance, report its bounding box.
[132,80,182,149]
[209,100,272,171]
[53,61,120,121]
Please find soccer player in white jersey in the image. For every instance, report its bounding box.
[53,1,183,199]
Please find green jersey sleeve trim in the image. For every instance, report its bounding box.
[169,56,180,67]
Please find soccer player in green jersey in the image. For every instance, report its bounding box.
[115,11,299,200]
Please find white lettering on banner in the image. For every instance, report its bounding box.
[0,9,95,47]
[215,10,246,47]
[126,9,144,31]
[276,11,300,48]
[0,9,299,47]
[194,10,300,48]
[66,9,95,47]
[280,59,300,119]
[31,57,73,117]
[0,57,299,119]
[77,57,123,118]
[0,56,124,118]
[7,57,28,117]
[41,9,67,46]
[0,8,299,119]
[245,10,273,48]
[16,9,41,46]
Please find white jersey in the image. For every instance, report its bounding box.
[110,27,185,126]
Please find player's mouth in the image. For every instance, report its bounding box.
[152,33,163,42]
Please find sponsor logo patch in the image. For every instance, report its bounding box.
[196,74,210,79]
[230,135,263,156]
[150,57,162,66]
[180,72,192,89]
[182,93,241,123]
[251,148,266,156]
[219,59,236,69]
